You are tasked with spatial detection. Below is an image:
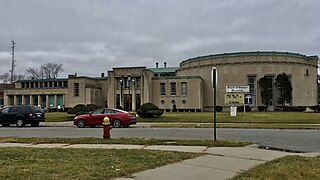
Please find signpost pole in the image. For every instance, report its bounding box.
[212,67,217,141]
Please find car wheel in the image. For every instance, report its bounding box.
[31,122,40,127]
[16,119,25,127]
[2,124,10,127]
[76,119,86,128]
[112,119,122,128]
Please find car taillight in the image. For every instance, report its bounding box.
[29,113,33,118]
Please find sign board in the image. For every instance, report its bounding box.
[226,86,250,93]
[244,93,253,104]
[230,106,237,116]
[225,93,244,104]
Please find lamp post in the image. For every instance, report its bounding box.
[131,77,136,112]
[119,76,124,108]
[128,75,131,111]
[211,67,218,141]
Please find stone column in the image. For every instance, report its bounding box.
[54,95,58,108]
[22,95,25,105]
[14,95,17,105]
[38,95,41,106]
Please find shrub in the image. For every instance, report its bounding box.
[258,106,266,112]
[137,102,164,118]
[145,109,164,117]
[215,106,223,112]
[117,106,123,110]
[67,104,101,115]
[297,106,307,112]
[87,104,101,111]
[237,105,252,112]
[76,111,88,116]
[309,105,320,112]
[67,104,87,114]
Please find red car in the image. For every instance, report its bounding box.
[73,108,136,128]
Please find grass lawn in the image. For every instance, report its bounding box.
[45,112,75,122]
[44,111,320,129]
[138,112,320,124]
[232,155,320,180]
[0,147,200,180]
[0,137,250,147]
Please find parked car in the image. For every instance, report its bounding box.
[73,108,136,128]
[0,105,45,127]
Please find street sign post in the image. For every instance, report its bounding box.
[211,67,217,141]
[244,93,253,104]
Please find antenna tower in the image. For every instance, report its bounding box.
[10,40,16,83]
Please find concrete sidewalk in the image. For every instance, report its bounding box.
[0,142,318,180]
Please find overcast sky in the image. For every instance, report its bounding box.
[0,0,319,78]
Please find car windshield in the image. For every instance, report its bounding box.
[1,107,10,113]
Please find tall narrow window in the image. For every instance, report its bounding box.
[160,83,166,96]
[247,76,256,106]
[170,82,176,96]
[181,82,187,96]
[74,83,79,97]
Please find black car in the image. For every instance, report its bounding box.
[0,105,45,127]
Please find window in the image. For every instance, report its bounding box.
[160,83,166,96]
[136,77,141,89]
[74,83,79,97]
[170,82,176,96]
[92,109,104,115]
[181,82,187,96]
[117,78,124,90]
[248,76,256,106]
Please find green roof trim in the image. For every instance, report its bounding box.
[148,67,181,73]
[180,51,319,65]
[153,76,201,80]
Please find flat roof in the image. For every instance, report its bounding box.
[180,51,319,65]
[148,67,181,73]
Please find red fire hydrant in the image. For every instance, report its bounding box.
[103,116,113,139]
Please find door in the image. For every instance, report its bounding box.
[87,109,106,125]
[124,94,132,111]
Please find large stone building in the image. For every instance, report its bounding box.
[3,51,319,111]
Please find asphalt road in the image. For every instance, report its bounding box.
[0,126,319,152]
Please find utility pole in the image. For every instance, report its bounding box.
[10,40,16,83]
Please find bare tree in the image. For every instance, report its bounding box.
[26,62,63,79]
[0,73,26,83]
[26,67,42,79]
[15,74,26,81]
[0,73,10,83]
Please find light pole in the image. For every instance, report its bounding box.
[119,76,124,108]
[128,75,132,111]
[211,67,218,141]
[131,77,136,112]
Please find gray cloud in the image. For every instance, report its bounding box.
[0,0,319,78]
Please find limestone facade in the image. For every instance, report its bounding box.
[2,51,319,111]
